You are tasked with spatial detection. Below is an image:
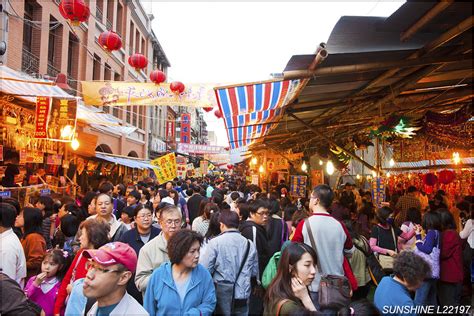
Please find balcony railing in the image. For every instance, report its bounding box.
[96,7,103,23]
[47,63,60,77]
[22,48,40,74]
[67,74,78,95]
[106,19,112,30]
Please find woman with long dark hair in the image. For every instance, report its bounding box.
[264,242,317,315]
[16,207,46,280]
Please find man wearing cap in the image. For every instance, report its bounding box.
[83,242,148,316]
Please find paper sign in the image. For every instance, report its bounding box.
[251,174,259,185]
[290,175,307,198]
[200,161,208,176]
[46,154,62,165]
[150,153,177,184]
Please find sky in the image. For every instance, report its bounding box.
[143,1,405,147]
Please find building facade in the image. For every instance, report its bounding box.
[1,0,169,159]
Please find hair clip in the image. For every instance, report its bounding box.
[62,250,69,258]
[350,307,355,315]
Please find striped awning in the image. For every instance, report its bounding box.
[95,152,155,169]
[214,79,301,150]
[0,65,74,101]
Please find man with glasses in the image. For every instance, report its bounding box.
[120,205,161,304]
[239,199,271,315]
[83,242,148,315]
[135,205,182,294]
[292,184,354,307]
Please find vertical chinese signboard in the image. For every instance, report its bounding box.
[176,156,187,179]
[150,153,177,184]
[371,177,386,208]
[166,121,175,143]
[200,160,208,176]
[311,170,324,188]
[290,175,307,198]
[180,113,191,144]
[35,97,51,138]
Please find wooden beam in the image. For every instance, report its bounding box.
[384,163,474,172]
[288,113,378,172]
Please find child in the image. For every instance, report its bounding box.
[24,249,69,316]
[119,206,135,230]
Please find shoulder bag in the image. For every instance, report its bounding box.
[414,230,440,279]
[376,225,397,271]
[214,239,251,316]
[304,218,351,309]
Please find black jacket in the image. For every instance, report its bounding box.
[187,194,205,224]
[266,215,290,257]
[239,220,270,278]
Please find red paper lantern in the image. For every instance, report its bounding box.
[438,170,455,184]
[98,31,122,52]
[59,0,90,26]
[214,109,223,119]
[203,106,213,112]
[149,70,166,85]
[224,147,230,151]
[128,53,148,72]
[170,81,185,94]
[423,173,438,186]
[227,164,233,170]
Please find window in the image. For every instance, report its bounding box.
[129,21,134,55]
[135,30,140,52]
[139,106,144,129]
[116,3,123,36]
[93,54,101,80]
[113,72,121,118]
[106,0,114,29]
[23,3,33,51]
[133,105,138,127]
[126,105,131,123]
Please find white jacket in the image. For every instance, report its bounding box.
[87,292,148,315]
[135,232,168,293]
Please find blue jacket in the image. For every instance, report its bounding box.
[144,262,216,316]
[374,276,416,316]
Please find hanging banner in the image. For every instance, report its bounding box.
[81,81,218,108]
[178,143,227,154]
[176,156,187,179]
[371,177,386,208]
[311,170,324,187]
[180,113,191,144]
[166,121,175,143]
[290,175,307,198]
[35,96,51,138]
[150,153,177,184]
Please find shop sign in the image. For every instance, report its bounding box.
[290,175,307,198]
[40,189,51,196]
[0,191,11,197]
[46,154,62,165]
[35,97,51,138]
[371,177,386,208]
[81,81,217,108]
[200,161,208,175]
[180,114,191,144]
[150,153,177,184]
[176,156,187,179]
[19,149,43,164]
[311,170,324,187]
[178,143,227,154]
[166,121,175,143]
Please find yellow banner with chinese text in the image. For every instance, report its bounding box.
[151,153,177,184]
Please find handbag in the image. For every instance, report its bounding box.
[413,230,440,279]
[304,219,351,309]
[214,239,251,316]
[353,235,385,285]
[376,226,397,270]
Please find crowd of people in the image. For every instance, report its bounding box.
[0,175,472,316]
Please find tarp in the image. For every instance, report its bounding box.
[214,79,302,149]
[95,152,155,169]
[0,66,74,102]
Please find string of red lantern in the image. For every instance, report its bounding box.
[98,31,122,52]
[128,53,148,72]
[149,70,166,85]
[203,107,213,112]
[170,81,185,94]
[214,109,223,119]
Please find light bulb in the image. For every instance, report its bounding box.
[389,158,395,167]
[301,161,308,172]
[258,165,264,173]
[326,161,335,175]
[356,174,361,180]
[71,138,80,150]
[319,160,323,166]
[60,125,74,139]
[452,152,461,164]
[386,172,391,177]
[251,157,258,165]
[372,170,377,177]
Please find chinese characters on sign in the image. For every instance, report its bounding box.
[177,143,227,154]
[166,121,175,143]
[371,177,386,208]
[200,161,209,176]
[180,113,191,144]
[35,97,51,138]
[311,170,324,187]
[290,175,307,198]
[176,156,187,179]
[150,153,177,184]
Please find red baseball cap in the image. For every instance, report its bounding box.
[84,242,137,273]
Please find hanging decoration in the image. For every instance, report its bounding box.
[370,115,421,139]
[203,106,214,112]
[149,70,166,85]
[98,31,122,52]
[170,81,185,94]
[214,109,223,119]
[128,53,148,72]
[438,170,455,185]
[422,173,438,186]
[329,145,351,168]
[58,0,90,26]
[227,164,234,170]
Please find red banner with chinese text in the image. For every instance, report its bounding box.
[35,97,51,138]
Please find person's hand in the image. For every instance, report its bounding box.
[415,224,423,235]
[34,272,47,287]
[66,283,72,295]
[386,250,397,257]
[291,277,309,301]
[49,213,58,222]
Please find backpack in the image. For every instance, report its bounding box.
[261,251,281,289]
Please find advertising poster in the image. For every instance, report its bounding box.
[290,175,307,198]
[150,153,177,184]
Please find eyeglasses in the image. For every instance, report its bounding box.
[85,260,123,275]
[163,219,181,227]
[136,214,153,219]
[256,211,269,217]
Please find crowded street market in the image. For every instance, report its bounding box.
[0,1,472,315]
